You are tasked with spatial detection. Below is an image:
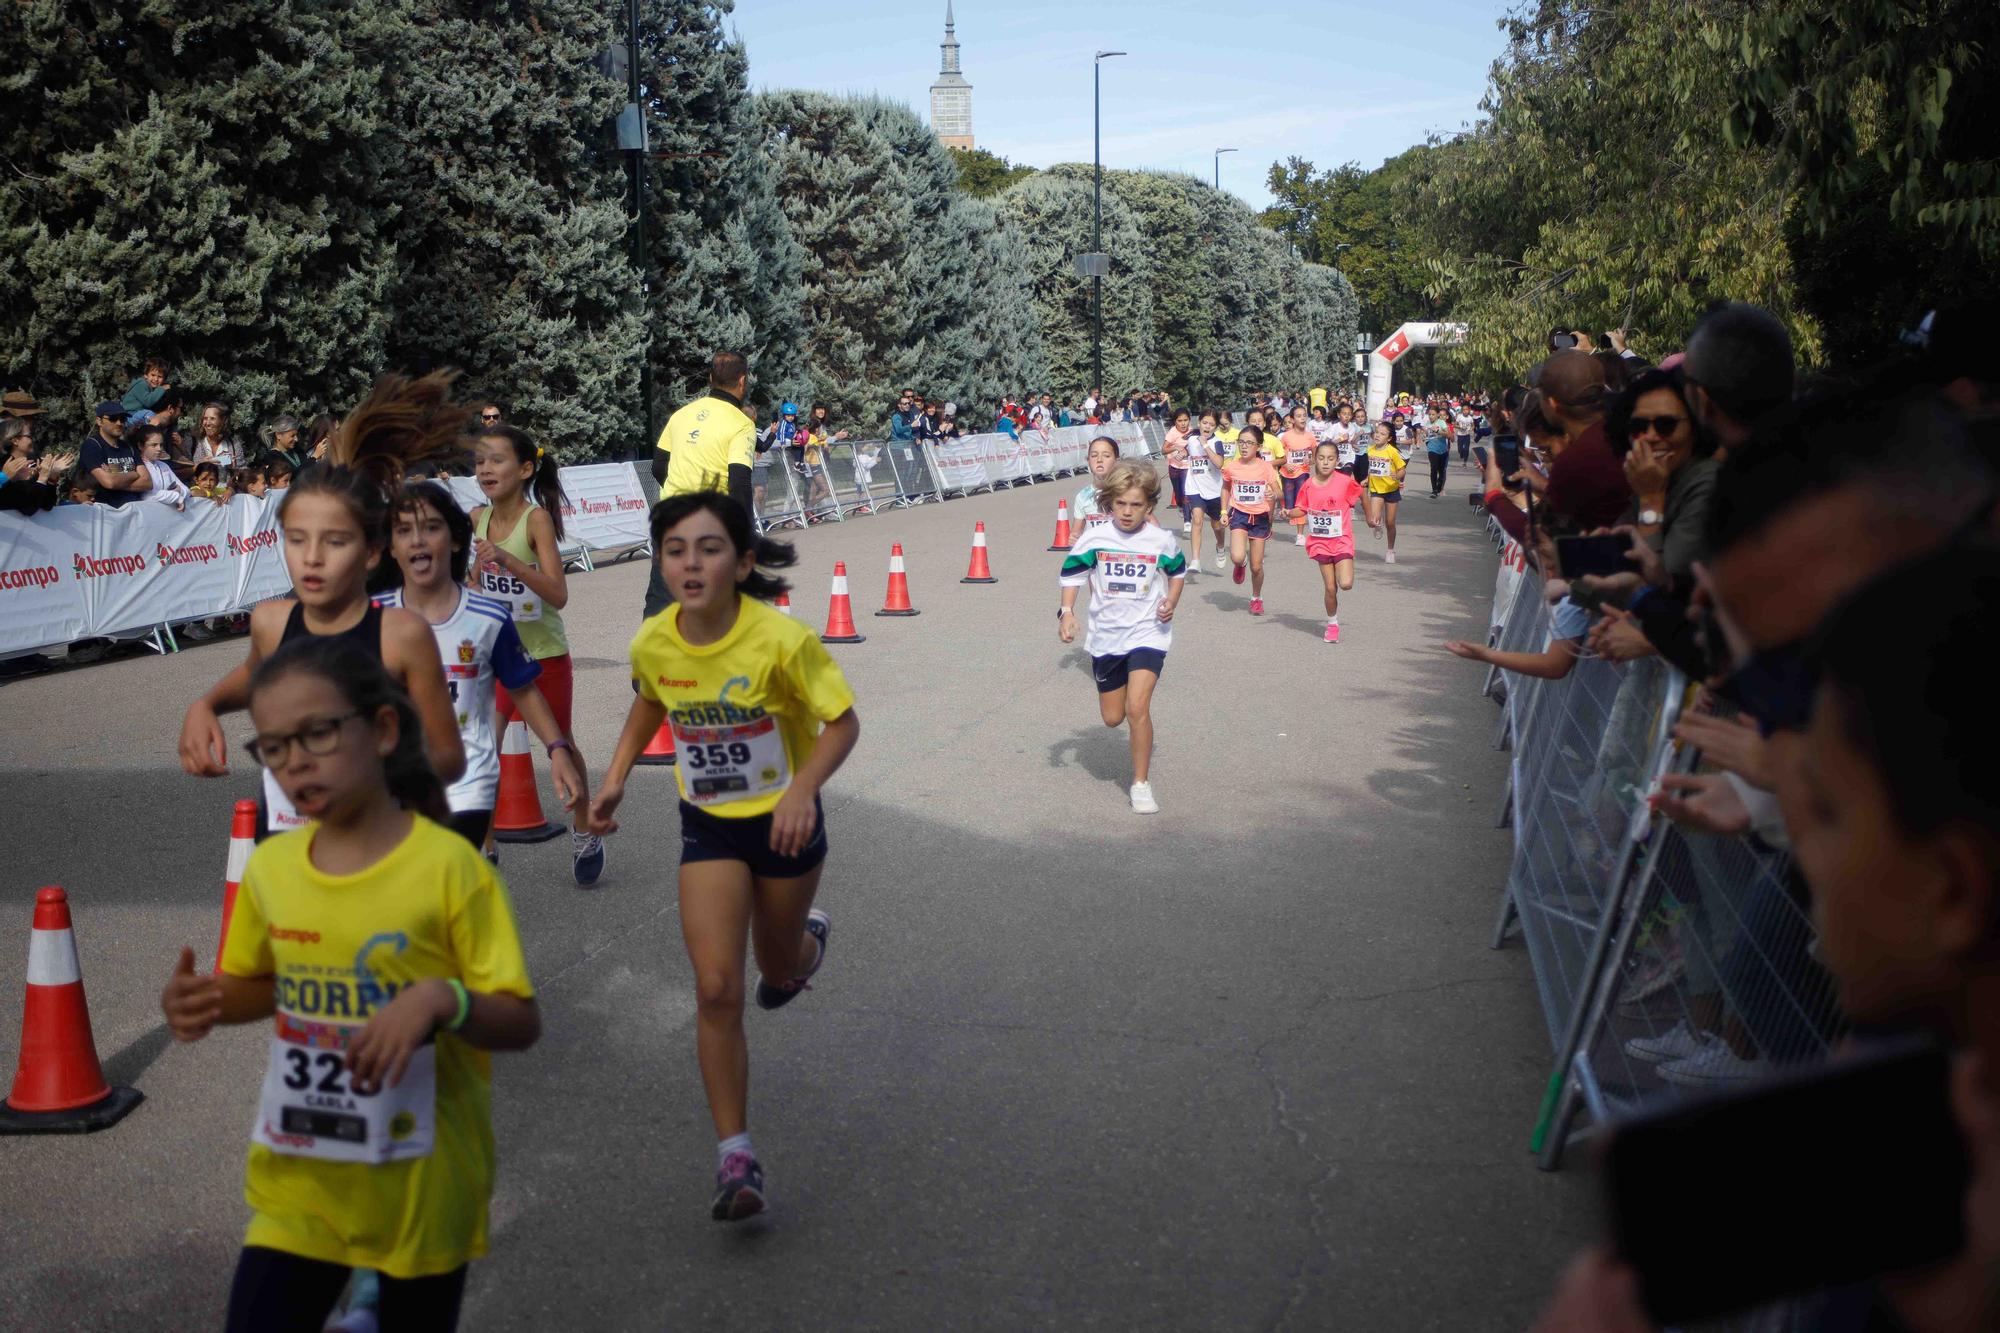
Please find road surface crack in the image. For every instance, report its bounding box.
[1253,1043,1337,1332]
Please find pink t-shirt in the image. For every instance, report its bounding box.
[1222,457,1278,514]
[1295,472,1364,559]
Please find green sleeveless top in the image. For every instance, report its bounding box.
[473,503,568,659]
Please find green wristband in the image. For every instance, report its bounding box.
[445,978,471,1032]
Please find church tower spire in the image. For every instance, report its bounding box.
[930,1,974,150]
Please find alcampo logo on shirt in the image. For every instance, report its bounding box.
[659,676,699,689]
[269,926,321,943]
[71,552,146,579]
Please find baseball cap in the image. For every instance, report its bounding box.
[94,400,128,419]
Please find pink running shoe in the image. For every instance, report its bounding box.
[1232,561,1245,585]
[1249,597,1264,616]
[1324,622,1341,643]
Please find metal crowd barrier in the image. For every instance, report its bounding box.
[1484,565,1846,1195]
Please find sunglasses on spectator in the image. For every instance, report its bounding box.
[1627,415,1687,438]
[481,412,502,421]
[243,712,363,768]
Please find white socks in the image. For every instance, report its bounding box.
[718,1132,754,1166]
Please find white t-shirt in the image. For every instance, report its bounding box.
[143,459,189,508]
[1183,435,1225,500]
[376,587,542,811]
[1059,521,1187,657]
[1074,481,1111,530]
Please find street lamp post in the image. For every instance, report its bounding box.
[1213,146,1237,191]
[1093,49,1125,406]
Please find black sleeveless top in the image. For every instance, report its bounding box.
[280,601,386,660]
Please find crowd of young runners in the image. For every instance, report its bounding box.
[165,371,860,1330]
[1063,387,1489,817]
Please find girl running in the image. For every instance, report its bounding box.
[1277,404,1317,546]
[1221,424,1281,615]
[1072,435,1122,534]
[178,374,467,834]
[1364,421,1408,564]
[160,635,540,1332]
[1058,460,1185,815]
[1162,408,1192,536]
[469,426,603,885]
[1287,442,1376,643]
[1347,407,1371,484]
[1184,411,1229,576]
[382,481,587,853]
[590,493,859,1223]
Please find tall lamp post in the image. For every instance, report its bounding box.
[1213,146,1237,191]
[1092,49,1125,405]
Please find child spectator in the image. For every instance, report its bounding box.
[119,356,173,417]
[64,475,99,506]
[137,426,191,510]
[188,461,228,503]
[263,456,295,492]
[238,467,268,500]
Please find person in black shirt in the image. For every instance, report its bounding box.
[77,400,151,507]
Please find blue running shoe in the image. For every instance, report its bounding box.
[571,831,605,888]
[755,909,828,1011]
[711,1151,766,1222]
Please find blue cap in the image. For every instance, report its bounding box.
[781,401,797,416]
[94,400,127,419]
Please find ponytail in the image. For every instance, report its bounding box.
[250,636,450,824]
[481,424,567,541]
[282,371,469,552]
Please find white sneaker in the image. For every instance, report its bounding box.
[1385,550,1398,564]
[1657,1040,1767,1088]
[1181,520,1192,536]
[1295,532,1306,546]
[1623,1020,1710,1066]
[1213,552,1227,573]
[1129,781,1159,814]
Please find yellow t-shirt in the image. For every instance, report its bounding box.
[220,817,534,1279]
[631,595,856,818]
[1365,442,1408,494]
[1309,386,1329,410]
[655,393,756,500]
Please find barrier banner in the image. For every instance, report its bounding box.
[556,463,651,552]
[927,436,993,495]
[232,494,291,610]
[881,441,938,504]
[0,508,88,654]
[983,434,1036,486]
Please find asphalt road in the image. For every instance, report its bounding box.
[0,462,1589,1330]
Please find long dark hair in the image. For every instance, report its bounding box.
[649,492,797,602]
[278,372,468,552]
[389,481,474,585]
[480,424,567,542]
[250,635,450,824]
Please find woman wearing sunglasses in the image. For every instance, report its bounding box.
[1608,367,1719,583]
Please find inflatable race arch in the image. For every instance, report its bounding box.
[1364,322,1469,422]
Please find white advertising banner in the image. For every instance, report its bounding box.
[553,463,651,552]
[926,437,993,495]
[0,507,89,654]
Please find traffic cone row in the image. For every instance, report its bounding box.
[493,719,565,843]
[0,887,143,1134]
[213,799,257,972]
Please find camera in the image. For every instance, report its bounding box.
[1547,328,1579,351]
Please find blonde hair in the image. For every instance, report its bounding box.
[1096,460,1160,513]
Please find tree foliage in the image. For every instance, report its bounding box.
[997,170,1155,398]
[949,147,1035,199]
[1260,151,1438,338]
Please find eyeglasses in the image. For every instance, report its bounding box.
[481,413,502,422]
[1626,415,1687,439]
[243,712,362,768]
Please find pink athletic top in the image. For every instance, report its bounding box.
[1295,472,1364,559]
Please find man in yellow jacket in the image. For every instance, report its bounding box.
[643,351,757,617]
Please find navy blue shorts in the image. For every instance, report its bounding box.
[679,796,827,879]
[1187,494,1222,518]
[1372,488,1403,505]
[1093,647,1166,693]
[1228,510,1273,538]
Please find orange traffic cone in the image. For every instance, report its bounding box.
[214,798,257,972]
[876,543,921,617]
[1047,500,1073,552]
[0,887,143,1134]
[635,718,677,767]
[820,562,866,643]
[775,592,792,617]
[961,521,999,584]
[493,719,564,843]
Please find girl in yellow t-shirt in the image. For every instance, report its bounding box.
[161,634,539,1329]
[591,491,860,1224]
[1364,422,1409,564]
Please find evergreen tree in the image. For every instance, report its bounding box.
[958,197,1049,411]
[640,0,807,417]
[1,0,406,440]
[757,90,914,428]
[383,0,644,460]
[1092,169,1216,409]
[996,171,1153,399]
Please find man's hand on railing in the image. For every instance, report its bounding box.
[1647,772,1751,836]
[1672,708,1773,788]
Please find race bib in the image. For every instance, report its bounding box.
[1337,445,1357,466]
[1082,510,1111,526]
[677,713,790,805]
[1190,458,1214,479]
[255,1013,435,1164]
[1097,554,1155,598]
[1232,481,1265,507]
[1287,449,1312,469]
[1307,511,1344,538]
[477,564,540,622]
[1369,457,1394,478]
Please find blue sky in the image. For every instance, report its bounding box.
[727,0,1510,209]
